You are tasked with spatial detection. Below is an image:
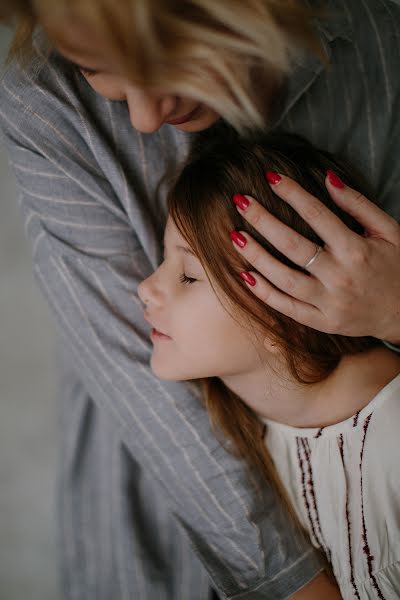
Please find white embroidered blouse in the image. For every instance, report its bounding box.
[263,373,400,600]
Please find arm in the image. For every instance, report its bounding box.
[228,0,400,345]
[0,60,324,599]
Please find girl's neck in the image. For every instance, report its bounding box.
[221,345,400,428]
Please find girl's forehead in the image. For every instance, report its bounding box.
[164,218,199,259]
[164,217,179,242]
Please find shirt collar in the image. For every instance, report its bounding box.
[272,6,352,127]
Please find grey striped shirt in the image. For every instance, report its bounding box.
[0,0,399,598]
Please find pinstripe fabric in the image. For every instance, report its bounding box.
[0,1,399,598]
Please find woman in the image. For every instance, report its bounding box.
[0,1,399,599]
[138,131,400,598]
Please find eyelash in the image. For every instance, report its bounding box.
[79,67,98,78]
[180,274,197,285]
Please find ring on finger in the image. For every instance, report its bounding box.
[303,243,323,270]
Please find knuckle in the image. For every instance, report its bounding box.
[245,244,261,265]
[327,298,354,333]
[303,200,324,222]
[332,272,354,291]
[254,282,273,304]
[350,245,369,268]
[282,275,296,294]
[246,206,265,229]
[257,285,272,305]
[250,249,265,271]
[281,234,300,256]
[285,298,297,318]
[282,178,297,196]
[352,191,367,209]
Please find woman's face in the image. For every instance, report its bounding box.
[54,22,220,134]
[137,217,265,381]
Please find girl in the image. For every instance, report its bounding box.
[138,132,400,599]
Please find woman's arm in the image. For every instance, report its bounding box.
[0,51,325,600]
[231,173,400,344]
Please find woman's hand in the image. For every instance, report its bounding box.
[230,171,400,343]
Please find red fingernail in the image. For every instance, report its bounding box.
[240,272,256,286]
[327,170,345,189]
[232,194,250,211]
[266,171,282,185]
[230,231,247,249]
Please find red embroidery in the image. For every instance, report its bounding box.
[296,437,320,547]
[338,434,360,599]
[360,414,385,599]
[302,439,330,561]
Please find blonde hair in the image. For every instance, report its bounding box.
[1,0,325,134]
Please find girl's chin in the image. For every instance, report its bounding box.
[150,358,201,382]
[150,359,180,381]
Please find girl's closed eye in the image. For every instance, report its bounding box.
[180,273,198,285]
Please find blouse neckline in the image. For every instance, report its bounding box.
[260,372,400,439]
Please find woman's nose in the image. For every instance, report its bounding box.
[126,88,177,133]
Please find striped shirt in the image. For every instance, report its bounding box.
[0,1,399,598]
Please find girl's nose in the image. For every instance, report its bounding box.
[138,272,163,308]
[137,277,151,306]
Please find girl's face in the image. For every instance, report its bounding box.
[138,217,266,381]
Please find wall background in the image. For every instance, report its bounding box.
[0,26,59,600]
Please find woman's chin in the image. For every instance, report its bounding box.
[172,110,220,133]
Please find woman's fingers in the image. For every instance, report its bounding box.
[238,269,322,327]
[325,170,400,242]
[262,173,358,255]
[231,179,400,340]
[229,231,323,302]
[233,194,327,271]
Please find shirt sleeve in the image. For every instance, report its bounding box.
[0,61,323,599]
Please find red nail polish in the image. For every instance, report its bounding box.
[327,170,345,189]
[230,231,247,248]
[266,171,282,185]
[240,272,256,286]
[232,194,250,211]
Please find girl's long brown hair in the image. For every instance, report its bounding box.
[167,129,379,518]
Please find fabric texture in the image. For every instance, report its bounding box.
[263,373,400,600]
[0,0,399,598]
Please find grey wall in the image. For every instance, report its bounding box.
[0,26,59,600]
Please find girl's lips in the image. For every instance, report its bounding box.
[165,105,202,125]
[144,311,171,339]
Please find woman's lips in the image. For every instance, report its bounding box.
[150,328,172,341]
[165,105,202,125]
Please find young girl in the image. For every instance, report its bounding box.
[138,132,400,599]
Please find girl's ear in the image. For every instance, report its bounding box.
[263,336,280,354]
